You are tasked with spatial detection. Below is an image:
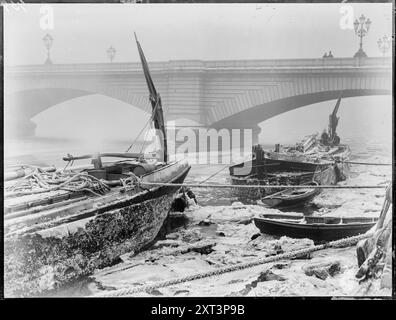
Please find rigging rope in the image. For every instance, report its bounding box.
[94,232,373,297]
[139,120,154,155]
[126,98,163,155]
[125,117,152,153]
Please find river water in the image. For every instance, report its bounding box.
[3,133,392,297]
[4,135,392,207]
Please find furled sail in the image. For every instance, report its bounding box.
[328,95,341,142]
[134,33,168,163]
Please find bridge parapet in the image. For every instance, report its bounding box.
[203,57,391,69]
[5,57,391,74]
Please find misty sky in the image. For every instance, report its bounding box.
[4,3,392,64]
[3,3,393,147]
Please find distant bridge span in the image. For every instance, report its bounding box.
[4,57,392,137]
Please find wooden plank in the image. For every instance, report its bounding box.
[4,198,96,228]
[4,196,88,220]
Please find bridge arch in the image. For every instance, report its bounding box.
[5,85,151,120]
[4,58,392,138]
[210,89,392,129]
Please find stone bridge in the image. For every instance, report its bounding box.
[4,57,392,139]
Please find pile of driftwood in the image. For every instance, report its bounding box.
[355,184,392,290]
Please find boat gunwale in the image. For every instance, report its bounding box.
[229,143,351,173]
[229,168,328,182]
[5,160,191,236]
[254,217,377,229]
[262,182,319,200]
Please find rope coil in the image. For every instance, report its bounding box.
[5,170,111,198]
[120,172,142,191]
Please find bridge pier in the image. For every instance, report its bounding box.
[251,125,261,146]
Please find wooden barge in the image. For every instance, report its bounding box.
[229,96,350,203]
[4,34,190,297]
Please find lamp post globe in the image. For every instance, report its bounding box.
[107,46,116,63]
[353,14,371,58]
[377,35,391,57]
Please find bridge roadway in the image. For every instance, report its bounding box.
[4,57,392,140]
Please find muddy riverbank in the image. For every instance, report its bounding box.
[5,137,392,297]
[84,148,392,297]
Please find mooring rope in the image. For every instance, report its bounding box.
[198,164,230,184]
[339,161,392,166]
[139,181,387,190]
[94,232,372,297]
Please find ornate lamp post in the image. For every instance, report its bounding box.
[43,33,53,64]
[107,46,116,62]
[377,35,391,57]
[353,14,371,58]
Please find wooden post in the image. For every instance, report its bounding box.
[256,144,264,180]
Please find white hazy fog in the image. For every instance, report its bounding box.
[4,3,392,64]
[31,95,392,147]
[259,95,392,146]
[3,3,393,148]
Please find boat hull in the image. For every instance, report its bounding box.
[230,156,350,203]
[254,217,376,243]
[261,185,321,208]
[4,161,190,297]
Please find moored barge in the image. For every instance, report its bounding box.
[229,96,350,203]
[4,34,191,297]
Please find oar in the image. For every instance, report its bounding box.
[261,187,288,200]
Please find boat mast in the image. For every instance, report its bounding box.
[328,95,342,141]
[134,33,168,163]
